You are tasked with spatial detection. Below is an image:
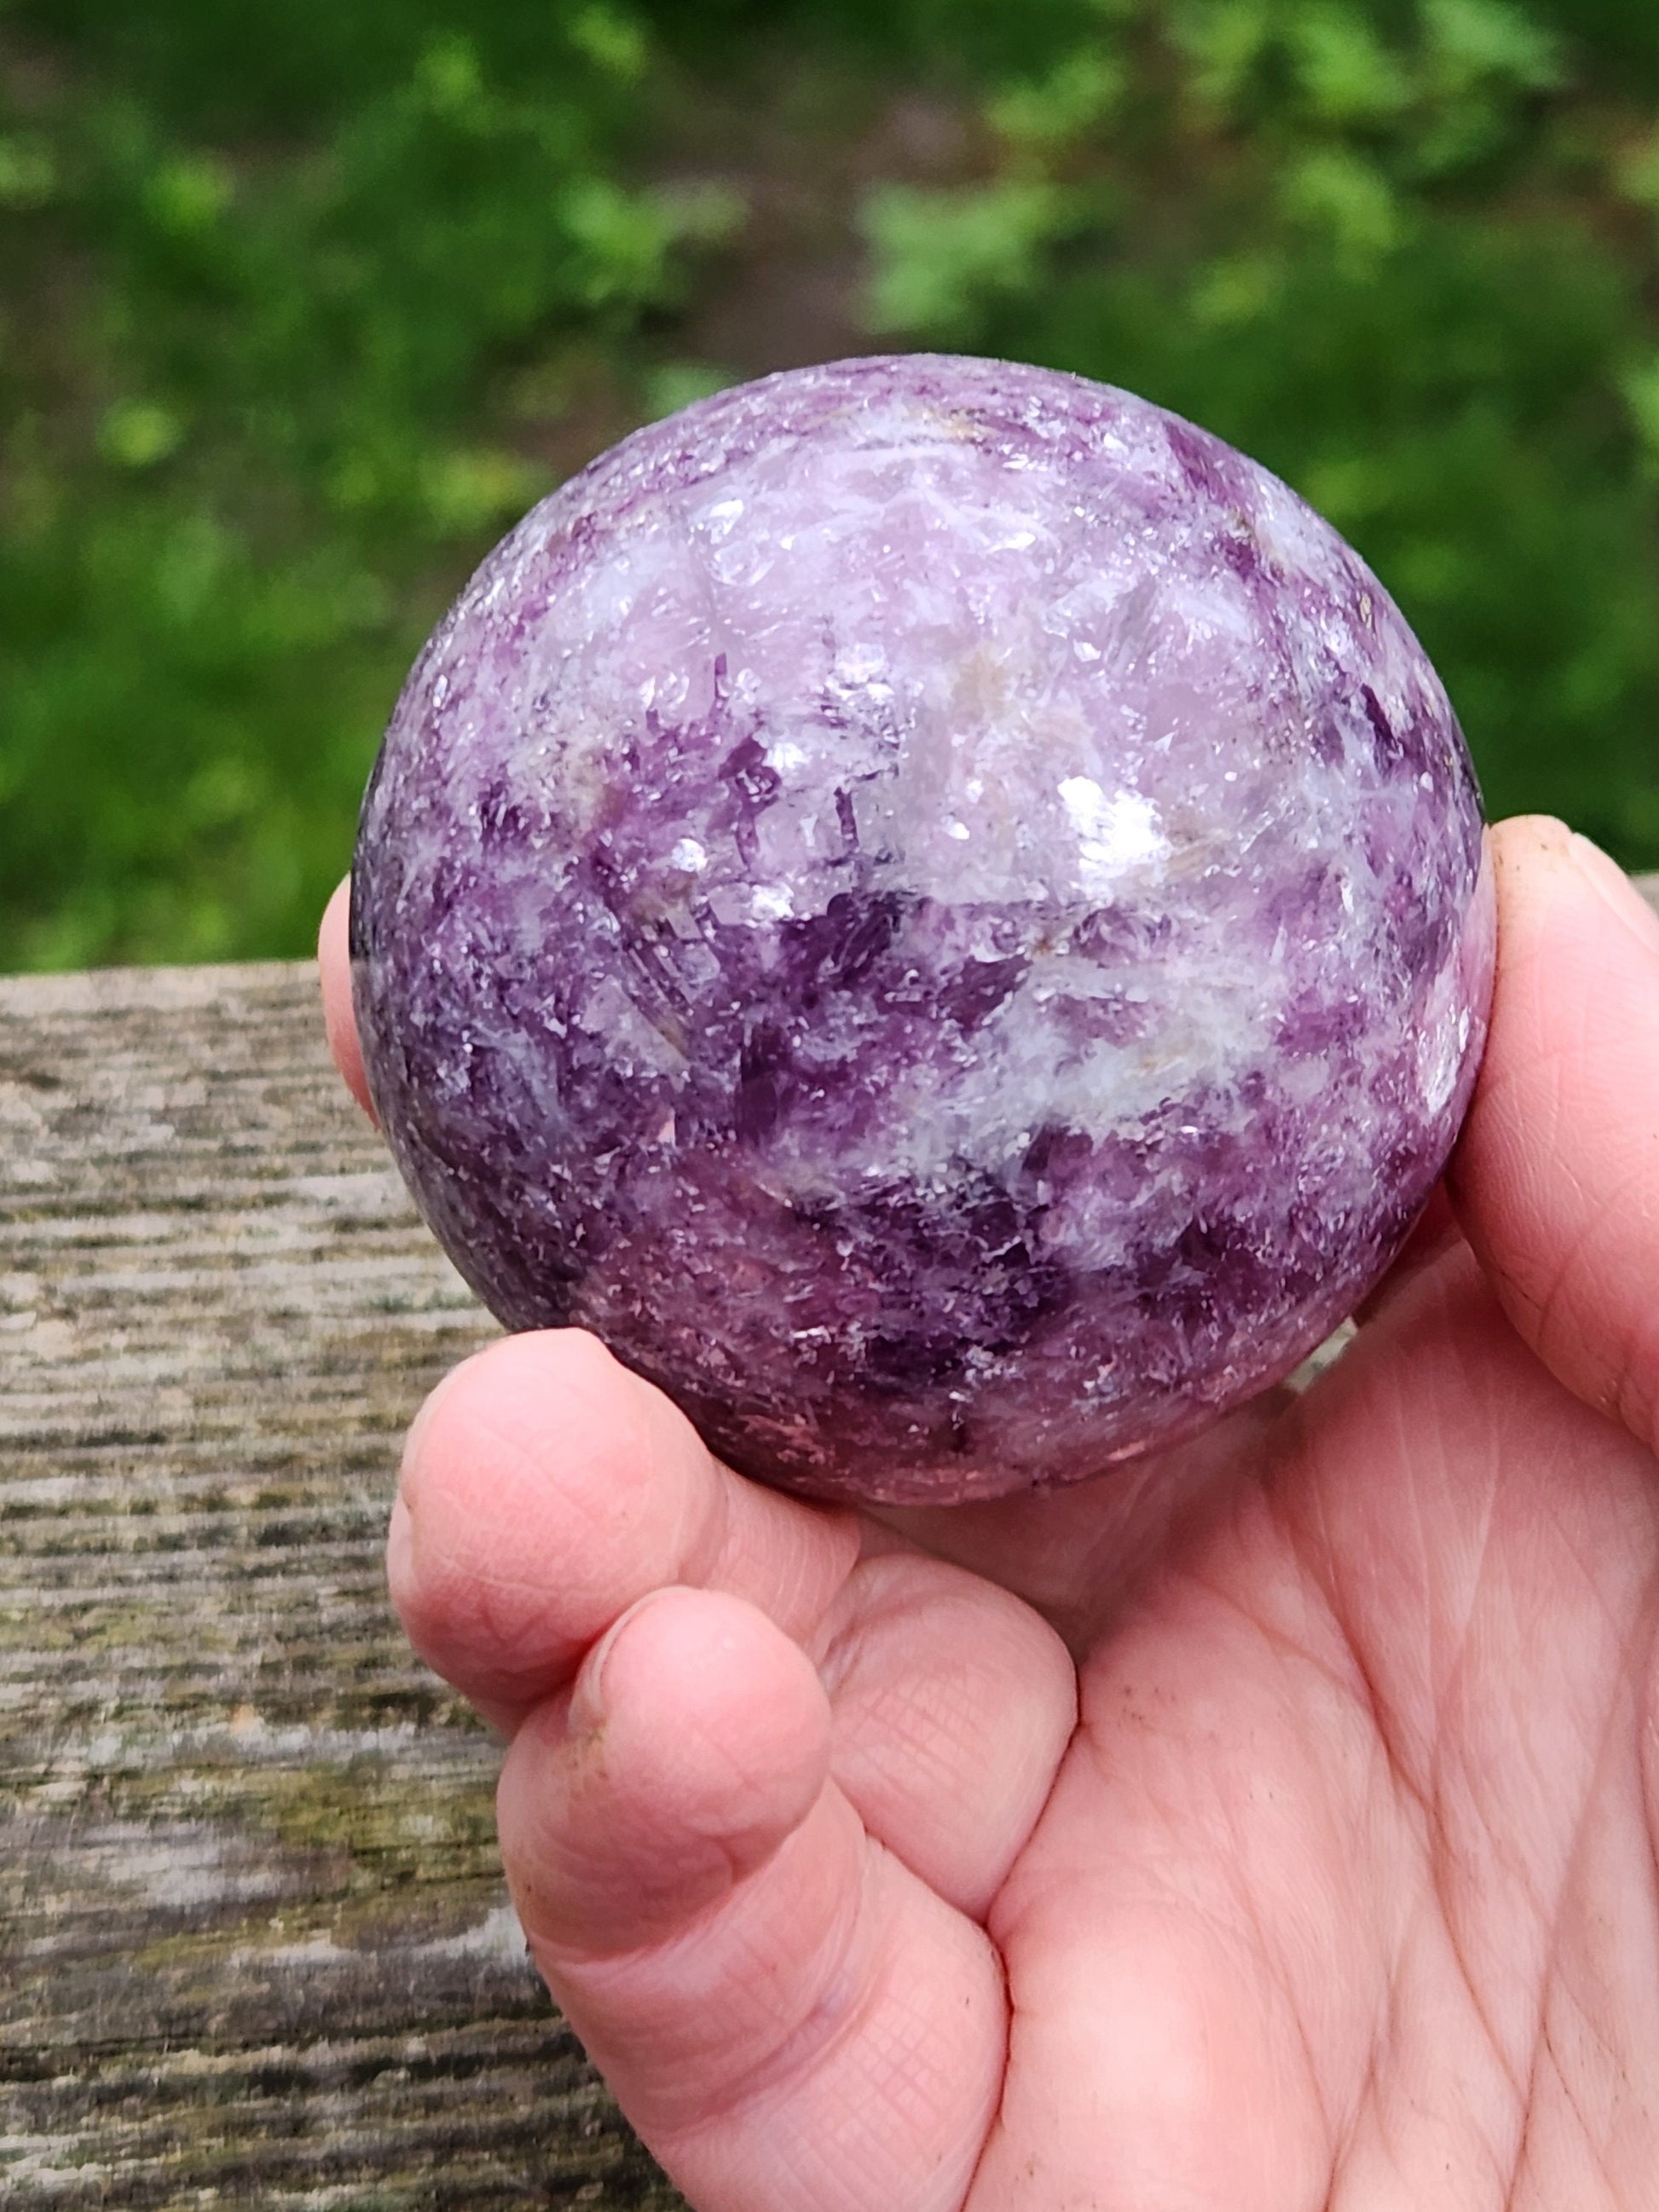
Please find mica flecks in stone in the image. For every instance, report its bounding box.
[350,354,1494,1505]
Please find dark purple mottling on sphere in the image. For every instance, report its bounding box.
[351,354,1494,1505]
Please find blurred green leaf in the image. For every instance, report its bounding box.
[1291,9,1413,127]
[561,176,679,303]
[419,448,550,533]
[142,151,233,232]
[97,399,185,469]
[644,361,738,418]
[1421,0,1564,95]
[862,180,1073,337]
[1279,146,1403,264]
[413,34,487,117]
[0,133,56,207]
[569,3,650,82]
[1171,0,1275,116]
[1619,350,1659,463]
[989,48,1123,147]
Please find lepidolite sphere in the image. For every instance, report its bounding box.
[352,354,1494,1505]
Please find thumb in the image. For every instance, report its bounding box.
[1449,816,1659,1454]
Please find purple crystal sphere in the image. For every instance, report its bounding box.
[351,355,1494,1505]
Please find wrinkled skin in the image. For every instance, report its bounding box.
[321,815,1659,2211]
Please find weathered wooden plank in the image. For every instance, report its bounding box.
[0,962,685,2209]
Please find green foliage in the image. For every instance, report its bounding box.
[2,0,1656,971]
[862,182,1078,339]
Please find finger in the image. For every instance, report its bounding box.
[317,874,377,1124]
[812,1552,1077,1919]
[507,1586,833,1955]
[500,1584,1006,2212]
[1449,815,1659,1456]
[388,1328,861,1731]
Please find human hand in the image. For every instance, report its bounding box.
[320,815,1659,2210]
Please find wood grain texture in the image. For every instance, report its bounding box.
[4,877,1656,2207]
[0,962,685,2210]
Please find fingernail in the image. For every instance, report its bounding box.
[567,1589,669,1736]
[1569,833,1659,958]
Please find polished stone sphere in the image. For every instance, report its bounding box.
[351,354,1494,1505]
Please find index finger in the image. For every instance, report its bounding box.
[318,874,378,1125]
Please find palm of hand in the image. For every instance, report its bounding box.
[958,1243,1658,2209]
[324,820,1659,2210]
